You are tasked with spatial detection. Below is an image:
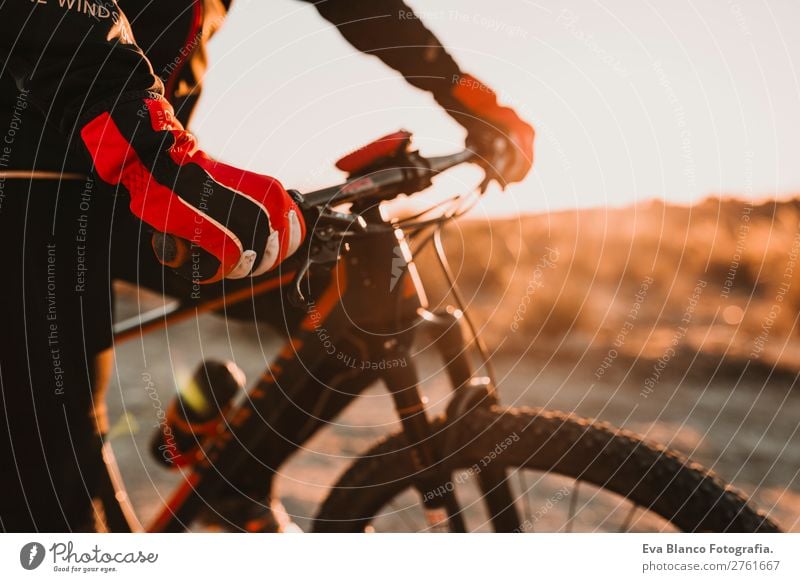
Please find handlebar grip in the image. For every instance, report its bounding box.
[152,231,190,268]
[151,231,221,282]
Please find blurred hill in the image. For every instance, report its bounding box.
[421,196,800,381]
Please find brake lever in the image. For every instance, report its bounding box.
[468,136,509,193]
[287,240,343,308]
[286,190,366,308]
[287,256,314,308]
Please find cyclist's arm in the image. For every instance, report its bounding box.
[301,0,534,184]
[0,2,304,282]
[0,2,161,133]
[298,0,462,102]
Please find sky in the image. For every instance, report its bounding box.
[191,0,800,216]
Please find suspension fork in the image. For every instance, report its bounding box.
[421,308,523,533]
[379,337,467,532]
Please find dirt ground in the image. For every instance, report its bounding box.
[106,290,800,532]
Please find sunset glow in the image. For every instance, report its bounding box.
[193,0,800,215]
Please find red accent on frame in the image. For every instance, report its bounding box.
[147,473,201,532]
[113,271,296,344]
[300,261,347,331]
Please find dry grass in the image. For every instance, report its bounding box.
[419,196,800,378]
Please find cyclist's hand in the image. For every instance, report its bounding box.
[80,97,305,283]
[448,74,534,188]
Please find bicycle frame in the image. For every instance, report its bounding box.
[105,150,523,533]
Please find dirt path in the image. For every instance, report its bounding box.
[106,308,800,532]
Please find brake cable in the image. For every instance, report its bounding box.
[398,187,497,387]
[431,225,498,386]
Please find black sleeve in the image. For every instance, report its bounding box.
[0,1,163,133]
[298,0,463,100]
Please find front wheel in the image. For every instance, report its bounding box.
[313,406,779,532]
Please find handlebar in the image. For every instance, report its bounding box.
[284,148,476,306]
[300,149,474,209]
[151,147,477,298]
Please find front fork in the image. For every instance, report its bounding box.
[381,308,522,532]
[380,336,466,532]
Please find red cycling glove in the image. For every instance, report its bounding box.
[445,74,535,186]
[80,96,305,283]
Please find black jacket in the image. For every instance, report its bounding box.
[0,0,462,174]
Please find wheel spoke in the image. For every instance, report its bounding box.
[619,502,639,532]
[565,480,580,533]
[388,500,422,532]
[517,472,533,531]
